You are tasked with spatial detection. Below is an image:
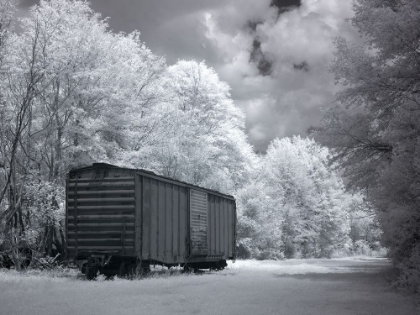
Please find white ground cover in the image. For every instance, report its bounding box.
[0,258,418,315]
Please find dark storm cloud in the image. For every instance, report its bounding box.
[17,0,38,7]
[250,39,273,76]
[87,0,230,64]
[270,0,301,9]
[17,0,225,63]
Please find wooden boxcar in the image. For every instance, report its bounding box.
[66,163,236,278]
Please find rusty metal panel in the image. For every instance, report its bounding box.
[190,189,208,256]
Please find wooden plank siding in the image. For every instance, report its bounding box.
[67,168,136,258]
[207,195,236,258]
[140,177,189,264]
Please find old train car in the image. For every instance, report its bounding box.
[66,163,236,278]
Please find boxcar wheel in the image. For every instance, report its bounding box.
[118,262,127,277]
[126,262,136,278]
[182,265,192,273]
[218,260,227,270]
[140,265,150,276]
[81,263,87,274]
[85,266,97,280]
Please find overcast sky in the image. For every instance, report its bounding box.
[18,0,358,152]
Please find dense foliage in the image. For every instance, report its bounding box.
[0,0,381,270]
[317,0,420,292]
[236,137,381,259]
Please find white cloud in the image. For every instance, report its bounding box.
[202,0,357,151]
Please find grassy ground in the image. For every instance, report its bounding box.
[0,258,418,315]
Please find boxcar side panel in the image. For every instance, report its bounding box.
[207,195,236,259]
[134,174,142,257]
[158,181,166,261]
[224,200,230,257]
[212,197,216,255]
[173,186,180,262]
[216,196,221,255]
[227,199,231,257]
[229,200,236,258]
[150,179,158,259]
[208,195,214,256]
[141,177,189,264]
[221,199,225,255]
[225,199,231,258]
[179,186,188,262]
[207,195,212,255]
[141,176,151,258]
[165,183,173,261]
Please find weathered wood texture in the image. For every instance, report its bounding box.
[141,177,188,264]
[190,189,208,256]
[207,195,235,258]
[67,167,136,258]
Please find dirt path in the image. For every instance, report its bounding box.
[231,259,419,315]
[0,258,418,315]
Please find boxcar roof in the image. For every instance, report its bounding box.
[69,163,235,200]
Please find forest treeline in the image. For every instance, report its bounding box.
[1,0,417,292]
[315,0,420,293]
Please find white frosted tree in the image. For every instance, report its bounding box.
[0,0,166,264]
[317,0,420,291]
[237,136,353,259]
[122,60,255,194]
[16,0,165,179]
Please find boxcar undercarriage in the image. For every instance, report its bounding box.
[77,253,228,280]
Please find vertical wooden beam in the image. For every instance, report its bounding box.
[233,200,237,260]
[156,180,160,259]
[207,194,211,257]
[163,182,167,260]
[171,184,174,259]
[178,186,181,259]
[134,174,142,258]
[75,176,78,258]
[65,175,69,261]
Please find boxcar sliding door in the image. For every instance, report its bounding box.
[189,189,208,256]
